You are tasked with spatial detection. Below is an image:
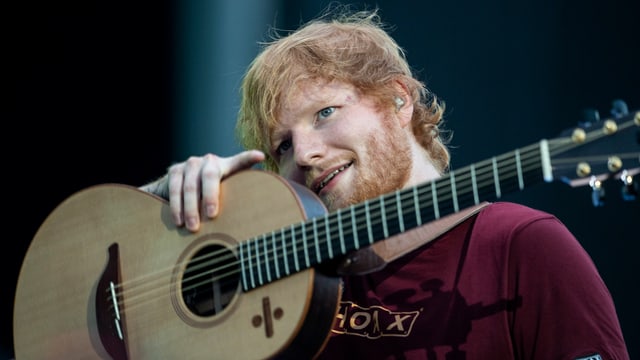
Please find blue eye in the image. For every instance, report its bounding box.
[318,107,335,120]
[276,139,292,155]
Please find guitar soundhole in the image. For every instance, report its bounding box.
[181,244,239,317]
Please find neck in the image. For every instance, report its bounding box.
[404,143,443,189]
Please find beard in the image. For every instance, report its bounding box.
[322,116,413,212]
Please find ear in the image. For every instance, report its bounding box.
[392,80,413,128]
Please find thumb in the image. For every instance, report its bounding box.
[222,150,265,176]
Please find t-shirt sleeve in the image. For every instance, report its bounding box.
[506,214,629,359]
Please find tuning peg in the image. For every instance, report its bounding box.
[620,170,638,201]
[610,99,629,119]
[589,176,606,207]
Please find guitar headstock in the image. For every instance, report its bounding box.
[548,100,640,206]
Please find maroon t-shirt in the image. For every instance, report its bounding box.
[317,202,629,359]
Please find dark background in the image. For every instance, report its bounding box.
[4,0,639,358]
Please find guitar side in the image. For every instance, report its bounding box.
[13,171,341,359]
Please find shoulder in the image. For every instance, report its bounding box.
[476,201,555,224]
[477,204,630,358]
[474,201,566,237]
[472,201,581,255]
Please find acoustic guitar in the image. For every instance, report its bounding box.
[13,108,639,359]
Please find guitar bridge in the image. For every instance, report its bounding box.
[96,243,129,359]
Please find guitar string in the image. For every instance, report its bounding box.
[111,149,631,316]
[106,140,552,313]
[104,136,586,312]
[177,147,639,297]
[107,137,611,314]
[103,144,545,316]
[107,118,639,316]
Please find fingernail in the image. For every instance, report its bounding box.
[186,217,198,230]
[206,205,216,218]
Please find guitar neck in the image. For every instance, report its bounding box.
[239,141,552,291]
[239,109,640,291]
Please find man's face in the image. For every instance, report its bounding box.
[270,79,413,211]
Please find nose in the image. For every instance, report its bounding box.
[279,127,327,185]
[280,130,325,182]
[293,130,325,168]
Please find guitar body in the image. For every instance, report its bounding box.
[13,170,341,359]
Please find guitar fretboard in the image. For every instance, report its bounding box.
[239,141,551,291]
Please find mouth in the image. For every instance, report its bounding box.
[314,162,353,194]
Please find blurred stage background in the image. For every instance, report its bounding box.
[5,0,639,358]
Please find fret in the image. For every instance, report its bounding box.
[492,156,502,198]
[271,230,280,279]
[395,191,405,233]
[350,206,360,249]
[301,222,310,268]
[337,210,346,254]
[254,238,263,286]
[365,201,374,244]
[262,233,271,283]
[450,171,459,212]
[470,164,479,205]
[380,196,389,238]
[431,181,440,219]
[412,186,422,226]
[540,140,553,182]
[312,217,321,263]
[290,225,299,272]
[515,149,524,190]
[281,228,290,276]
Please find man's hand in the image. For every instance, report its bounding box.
[141,150,265,232]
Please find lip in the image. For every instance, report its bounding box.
[312,162,353,194]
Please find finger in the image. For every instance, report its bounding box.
[182,156,205,232]
[199,154,223,219]
[201,150,265,218]
[222,150,266,175]
[167,163,187,227]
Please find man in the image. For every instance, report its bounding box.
[141,7,629,359]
